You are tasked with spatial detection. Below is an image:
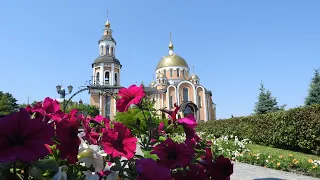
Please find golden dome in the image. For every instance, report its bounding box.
[149,80,155,87]
[156,54,189,70]
[189,73,199,80]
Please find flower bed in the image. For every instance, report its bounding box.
[0,85,233,180]
[192,133,320,178]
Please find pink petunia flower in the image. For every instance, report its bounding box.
[31,97,65,123]
[136,158,172,180]
[56,109,81,164]
[177,115,201,146]
[101,122,137,159]
[151,138,195,169]
[0,109,54,163]
[116,85,145,112]
[160,103,180,124]
[200,148,233,180]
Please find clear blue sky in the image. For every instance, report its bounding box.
[0,0,319,119]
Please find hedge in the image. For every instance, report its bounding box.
[196,104,320,155]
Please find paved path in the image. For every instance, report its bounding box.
[231,161,320,180]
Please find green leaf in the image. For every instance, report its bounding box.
[32,158,59,172]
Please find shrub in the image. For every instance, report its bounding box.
[197,104,320,155]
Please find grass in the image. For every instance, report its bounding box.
[248,144,320,161]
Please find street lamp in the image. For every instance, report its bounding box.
[56,84,73,112]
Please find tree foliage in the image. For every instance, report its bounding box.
[254,82,285,114]
[305,69,320,106]
[64,101,100,117]
[0,91,19,115]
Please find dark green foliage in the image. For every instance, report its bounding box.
[305,69,320,106]
[65,102,100,117]
[254,82,285,114]
[197,105,320,155]
[0,91,19,115]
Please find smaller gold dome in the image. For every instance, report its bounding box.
[105,20,111,29]
[169,41,174,50]
[149,80,155,87]
[189,74,200,80]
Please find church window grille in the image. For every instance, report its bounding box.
[169,96,173,108]
[170,69,173,77]
[183,88,188,102]
[105,96,111,118]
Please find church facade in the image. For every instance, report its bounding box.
[89,17,216,121]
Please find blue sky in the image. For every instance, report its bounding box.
[0,0,319,119]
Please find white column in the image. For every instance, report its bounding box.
[111,64,115,85]
[100,65,103,85]
[99,92,103,115]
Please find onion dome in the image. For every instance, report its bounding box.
[156,33,189,70]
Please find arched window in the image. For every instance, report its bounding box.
[110,47,114,55]
[170,69,173,77]
[163,69,166,76]
[183,70,185,77]
[177,69,180,77]
[183,88,188,102]
[114,73,118,85]
[169,96,173,108]
[100,45,104,55]
[106,45,110,55]
[96,72,100,84]
[198,95,202,108]
[104,71,110,84]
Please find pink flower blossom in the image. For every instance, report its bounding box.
[160,103,180,124]
[177,115,200,146]
[116,85,145,112]
[136,158,172,180]
[151,138,195,169]
[101,122,137,159]
[200,148,233,180]
[0,109,54,163]
[31,97,64,123]
[56,109,81,164]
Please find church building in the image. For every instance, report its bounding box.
[89,16,216,121]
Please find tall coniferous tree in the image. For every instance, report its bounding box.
[305,69,320,106]
[254,82,285,114]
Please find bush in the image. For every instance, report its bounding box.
[196,104,320,155]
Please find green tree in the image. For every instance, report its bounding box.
[0,91,19,115]
[305,69,320,106]
[65,102,100,117]
[254,82,285,114]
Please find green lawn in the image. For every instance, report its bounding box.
[248,144,320,161]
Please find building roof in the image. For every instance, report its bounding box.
[98,35,116,44]
[156,54,189,70]
[92,55,121,67]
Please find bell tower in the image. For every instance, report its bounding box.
[89,12,122,120]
